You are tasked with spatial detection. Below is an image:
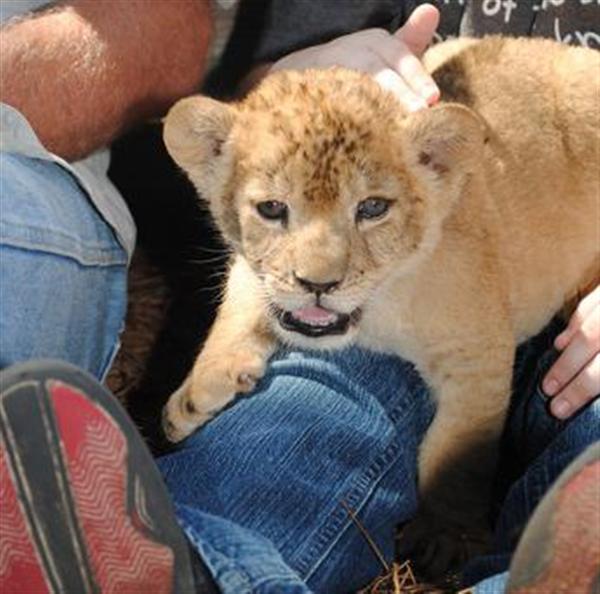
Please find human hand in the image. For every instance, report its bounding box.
[543,285,600,419]
[271,4,440,112]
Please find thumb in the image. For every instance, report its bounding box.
[395,3,440,57]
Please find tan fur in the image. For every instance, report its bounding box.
[162,37,600,575]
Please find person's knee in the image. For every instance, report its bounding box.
[0,153,128,379]
[261,346,433,426]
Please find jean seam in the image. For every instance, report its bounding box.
[252,575,309,590]
[298,397,421,581]
[182,524,254,594]
[257,362,411,577]
[0,218,123,252]
[272,361,422,579]
[184,530,310,593]
[298,439,401,581]
[99,327,124,383]
[0,236,127,268]
[0,222,127,267]
[2,138,135,260]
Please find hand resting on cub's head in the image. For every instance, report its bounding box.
[270,3,441,112]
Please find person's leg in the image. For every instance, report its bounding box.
[505,442,600,594]
[0,348,435,594]
[470,440,600,594]
[467,321,600,592]
[0,153,127,379]
[158,347,435,594]
[0,151,436,591]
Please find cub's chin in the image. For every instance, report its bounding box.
[269,305,362,350]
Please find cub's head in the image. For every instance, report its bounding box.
[164,68,485,348]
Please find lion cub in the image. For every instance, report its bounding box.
[162,37,599,575]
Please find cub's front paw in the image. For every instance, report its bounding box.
[162,350,267,443]
[396,510,490,582]
[162,378,210,443]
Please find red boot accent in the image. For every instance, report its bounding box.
[50,381,174,594]
[0,437,51,594]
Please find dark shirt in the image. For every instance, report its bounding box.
[253,0,599,62]
[423,0,600,45]
[207,0,599,97]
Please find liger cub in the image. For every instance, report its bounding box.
[162,37,600,577]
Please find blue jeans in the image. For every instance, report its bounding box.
[159,349,435,593]
[0,153,127,378]
[2,153,598,593]
[157,342,599,593]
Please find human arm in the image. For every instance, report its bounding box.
[242,3,440,112]
[543,285,600,418]
[0,0,213,161]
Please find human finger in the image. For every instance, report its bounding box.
[543,303,600,396]
[549,353,600,419]
[373,67,429,111]
[555,285,600,350]
[370,35,439,105]
[395,3,440,57]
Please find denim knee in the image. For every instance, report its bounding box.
[159,347,435,592]
[0,153,128,379]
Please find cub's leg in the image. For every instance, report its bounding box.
[163,257,276,442]
[400,331,514,578]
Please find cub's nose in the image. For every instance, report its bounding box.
[294,274,341,294]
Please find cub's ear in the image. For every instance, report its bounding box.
[163,96,236,200]
[401,103,487,181]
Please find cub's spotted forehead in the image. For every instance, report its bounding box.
[237,68,406,202]
[242,67,403,141]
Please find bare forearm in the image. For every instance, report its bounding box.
[0,0,212,160]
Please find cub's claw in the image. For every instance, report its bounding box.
[161,379,213,443]
[162,350,267,443]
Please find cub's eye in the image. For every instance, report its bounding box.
[256,200,288,222]
[356,197,392,222]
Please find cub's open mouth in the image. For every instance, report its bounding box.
[273,305,362,337]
